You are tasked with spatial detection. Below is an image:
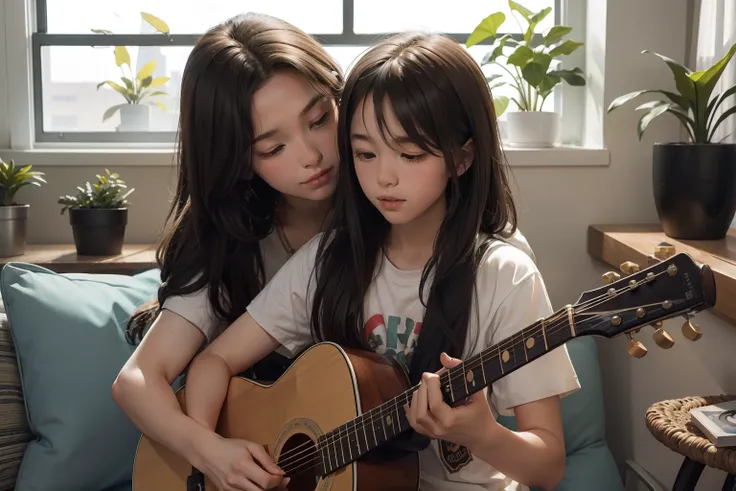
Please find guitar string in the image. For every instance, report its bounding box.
[276,269,670,474]
[278,269,672,474]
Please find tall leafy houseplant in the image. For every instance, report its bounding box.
[607,42,736,240]
[94,12,171,131]
[467,0,585,147]
[58,169,135,256]
[0,158,45,257]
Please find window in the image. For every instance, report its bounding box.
[31,0,575,144]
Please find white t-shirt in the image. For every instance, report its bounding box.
[161,232,290,341]
[246,229,580,491]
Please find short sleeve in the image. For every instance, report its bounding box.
[162,285,221,342]
[477,247,580,417]
[246,235,321,358]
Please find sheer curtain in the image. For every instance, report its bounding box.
[692,0,736,143]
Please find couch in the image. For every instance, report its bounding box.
[0,262,624,491]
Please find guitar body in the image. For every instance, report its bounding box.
[132,342,420,491]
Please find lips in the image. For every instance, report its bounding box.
[377,195,405,202]
[302,167,332,185]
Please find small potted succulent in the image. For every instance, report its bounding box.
[0,158,45,257]
[58,169,134,256]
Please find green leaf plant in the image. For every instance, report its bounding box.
[93,12,171,122]
[607,42,736,143]
[0,158,46,206]
[467,0,586,116]
[58,169,135,214]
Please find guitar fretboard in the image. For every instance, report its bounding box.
[316,306,576,476]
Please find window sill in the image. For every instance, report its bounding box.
[0,146,610,168]
[503,146,610,167]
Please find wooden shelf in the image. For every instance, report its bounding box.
[587,224,736,326]
[0,244,157,275]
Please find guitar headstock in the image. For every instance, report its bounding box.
[574,248,715,358]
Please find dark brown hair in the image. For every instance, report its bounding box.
[310,31,517,385]
[126,13,343,343]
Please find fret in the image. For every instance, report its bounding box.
[334,425,346,468]
[325,433,337,474]
[317,445,328,476]
[521,321,548,361]
[480,351,487,384]
[369,407,379,448]
[542,317,548,350]
[356,413,368,455]
[345,422,357,461]
[340,424,351,467]
[461,355,486,398]
[317,435,330,475]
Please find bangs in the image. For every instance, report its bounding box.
[353,52,447,155]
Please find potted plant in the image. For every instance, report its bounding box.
[58,169,135,256]
[94,12,170,131]
[466,0,586,147]
[0,158,45,257]
[607,42,736,240]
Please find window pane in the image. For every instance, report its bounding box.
[41,45,189,133]
[45,0,342,35]
[354,0,555,34]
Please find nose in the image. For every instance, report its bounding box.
[299,134,323,168]
[377,158,398,188]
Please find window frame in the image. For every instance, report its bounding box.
[29,0,577,145]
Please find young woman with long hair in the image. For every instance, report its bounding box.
[111,12,344,483]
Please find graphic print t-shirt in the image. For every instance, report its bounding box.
[246,231,580,491]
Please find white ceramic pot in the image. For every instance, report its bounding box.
[118,104,150,132]
[505,111,560,148]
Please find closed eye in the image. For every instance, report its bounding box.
[261,144,285,158]
[310,112,330,129]
[401,153,426,162]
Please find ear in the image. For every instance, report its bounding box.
[456,139,474,176]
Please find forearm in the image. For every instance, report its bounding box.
[469,421,565,491]
[184,352,233,431]
[112,369,214,470]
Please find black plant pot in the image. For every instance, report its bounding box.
[69,208,127,256]
[653,143,736,240]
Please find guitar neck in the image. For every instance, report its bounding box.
[317,305,577,476]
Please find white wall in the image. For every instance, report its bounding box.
[2,0,735,489]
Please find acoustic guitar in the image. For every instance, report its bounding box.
[132,252,716,491]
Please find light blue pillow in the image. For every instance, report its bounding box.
[496,337,624,491]
[0,263,160,491]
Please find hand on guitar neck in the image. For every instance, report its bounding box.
[404,352,497,449]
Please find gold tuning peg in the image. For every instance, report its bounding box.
[626,332,648,358]
[620,261,640,275]
[602,271,621,284]
[654,242,676,260]
[651,321,674,349]
[681,317,703,341]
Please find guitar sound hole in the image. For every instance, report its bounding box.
[278,433,319,491]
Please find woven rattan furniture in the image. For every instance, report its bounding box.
[646,395,736,491]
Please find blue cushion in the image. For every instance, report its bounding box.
[497,337,623,491]
[0,263,160,491]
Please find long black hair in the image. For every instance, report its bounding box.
[126,13,343,344]
[309,31,517,386]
